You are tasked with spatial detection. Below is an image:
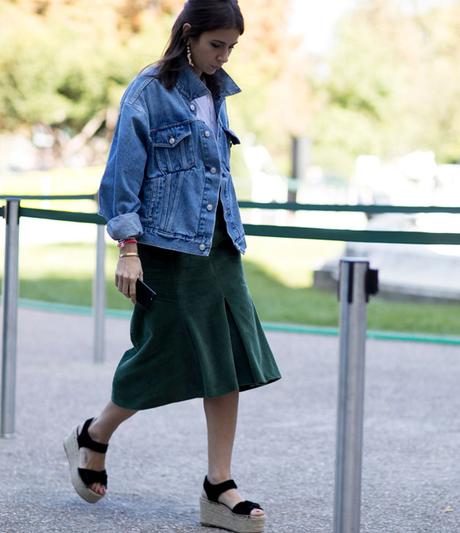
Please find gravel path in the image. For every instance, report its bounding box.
[0,307,459,532]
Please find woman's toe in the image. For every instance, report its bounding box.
[91,483,103,495]
[251,509,264,516]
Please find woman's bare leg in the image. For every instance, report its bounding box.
[78,400,136,495]
[203,390,264,517]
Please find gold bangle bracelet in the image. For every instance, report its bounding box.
[119,252,139,258]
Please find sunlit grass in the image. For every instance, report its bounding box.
[244,235,344,287]
[0,166,101,212]
[9,241,460,336]
[0,167,101,195]
[2,169,460,336]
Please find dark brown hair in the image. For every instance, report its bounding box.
[154,0,244,96]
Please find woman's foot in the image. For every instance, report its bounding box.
[78,419,108,496]
[63,417,109,503]
[200,476,265,532]
[203,475,265,517]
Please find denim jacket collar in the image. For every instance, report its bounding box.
[175,64,241,101]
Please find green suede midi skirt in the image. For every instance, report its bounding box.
[111,200,281,410]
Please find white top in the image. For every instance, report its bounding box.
[193,92,218,137]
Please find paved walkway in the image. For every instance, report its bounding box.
[1,307,459,532]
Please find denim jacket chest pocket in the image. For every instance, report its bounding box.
[151,122,195,175]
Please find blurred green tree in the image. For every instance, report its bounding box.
[0,0,309,176]
[0,0,170,130]
[310,0,460,176]
[2,0,459,176]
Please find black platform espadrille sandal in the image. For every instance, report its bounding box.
[200,476,265,533]
[63,417,108,504]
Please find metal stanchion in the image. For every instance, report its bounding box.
[333,257,378,533]
[1,200,20,438]
[93,224,106,364]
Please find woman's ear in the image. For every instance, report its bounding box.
[182,22,191,38]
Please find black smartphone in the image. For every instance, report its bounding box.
[135,279,157,310]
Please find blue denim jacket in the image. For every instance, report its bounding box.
[98,64,247,256]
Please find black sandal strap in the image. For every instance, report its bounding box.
[78,468,108,488]
[232,500,263,515]
[203,476,237,502]
[77,418,108,454]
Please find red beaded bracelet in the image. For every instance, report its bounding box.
[117,238,138,248]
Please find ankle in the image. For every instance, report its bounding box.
[207,472,232,485]
[87,418,110,445]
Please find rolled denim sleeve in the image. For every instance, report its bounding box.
[97,101,150,240]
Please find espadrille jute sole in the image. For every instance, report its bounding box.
[200,497,265,533]
[63,426,104,504]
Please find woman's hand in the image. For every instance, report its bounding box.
[115,253,143,304]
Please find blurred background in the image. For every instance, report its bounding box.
[1,0,459,335]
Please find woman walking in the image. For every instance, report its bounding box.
[64,1,281,531]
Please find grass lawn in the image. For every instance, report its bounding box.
[9,240,460,337]
[2,168,460,337]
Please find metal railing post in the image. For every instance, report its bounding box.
[334,257,378,533]
[1,199,20,438]
[93,224,106,364]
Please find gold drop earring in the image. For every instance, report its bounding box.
[186,42,195,67]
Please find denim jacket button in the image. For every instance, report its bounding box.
[190,103,196,111]
[206,203,213,211]
[210,167,217,174]
[204,130,211,138]
[168,137,175,145]
[199,243,206,251]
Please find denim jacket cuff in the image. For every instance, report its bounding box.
[106,212,143,240]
